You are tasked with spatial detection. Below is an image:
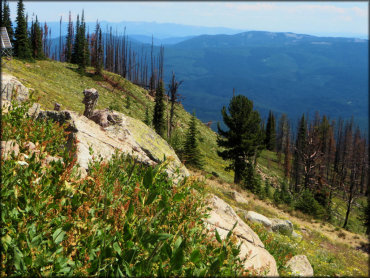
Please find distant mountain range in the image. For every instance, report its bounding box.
[47,26,368,132]
[163,31,368,132]
[38,20,244,41]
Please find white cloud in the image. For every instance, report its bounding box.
[351,6,367,17]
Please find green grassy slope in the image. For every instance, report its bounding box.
[3,59,233,183]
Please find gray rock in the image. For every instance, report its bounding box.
[271,218,293,235]
[286,255,314,276]
[206,195,278,276]
[1,74,29,102]
[36,109,189,181]
[246,211,272,229]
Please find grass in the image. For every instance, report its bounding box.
[3,58,233,183]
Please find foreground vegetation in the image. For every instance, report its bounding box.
[1,101,247,276]
[201,176,368,277]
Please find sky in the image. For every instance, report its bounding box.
[8,1,369,38]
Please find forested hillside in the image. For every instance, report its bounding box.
[164,31,368,132]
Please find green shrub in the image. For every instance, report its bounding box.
[294,189,326,218]
[1,101,246,276]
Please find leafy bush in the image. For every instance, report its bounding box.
[1,101,246,276]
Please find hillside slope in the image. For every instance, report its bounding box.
[3,59,233,182]
[2,59,368,276]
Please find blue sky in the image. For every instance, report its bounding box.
[8,1,368,37]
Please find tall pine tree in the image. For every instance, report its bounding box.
[292,114,307,192]
[264,110,276,151]
[30,16,44,59]
[14,0,31,59]
[152,80,166,137]
[65,11,73,63]
[184,111,203,169]
[93,21,103,75]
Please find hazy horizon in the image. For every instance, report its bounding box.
[8,1,368,39]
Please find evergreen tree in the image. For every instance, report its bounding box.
[217,95,263,184]
[65,11,73,63]
[292,114,307,192]
[152,80,166,137]
[14,0,31,59]
[2,0,14,42]
[71,14,80,64]
[93,23,103,75]
[30,16,44,59]
[264,110,276,151]
[184,111,203,169]
[71,11,89,70]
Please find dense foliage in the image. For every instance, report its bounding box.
[1,101,246,276]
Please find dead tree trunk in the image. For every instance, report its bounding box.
[82,88,99,118]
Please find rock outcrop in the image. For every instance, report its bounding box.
[1,73,29,102]
[246,211,272,229]
[37,109,189,180]
[286,255,314,276]
[205,195,278,276]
